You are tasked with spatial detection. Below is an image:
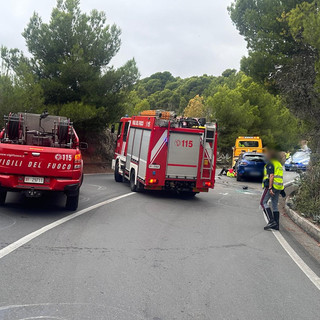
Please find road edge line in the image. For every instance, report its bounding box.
[273,229,320,290]
[0,192,134,260]
[262,179,320,291]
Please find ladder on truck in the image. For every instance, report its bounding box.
[200,124,216,180]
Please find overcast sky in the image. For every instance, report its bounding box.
[0,0,247,78]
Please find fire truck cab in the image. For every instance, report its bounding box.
[112,111,218,196]
[0,112,86,210]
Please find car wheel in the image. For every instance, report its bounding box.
[66,191,79,211]
[236,174,242,182]
[0,190,7,205]
[114,161,123,182]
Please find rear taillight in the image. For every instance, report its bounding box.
[204,181,212,187]
[148,178,158,184]
[74,153,82,169]
[75,154,82,162]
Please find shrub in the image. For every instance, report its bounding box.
[295,156,320,223]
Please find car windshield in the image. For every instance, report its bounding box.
[292,152,310,162]
[239,141,259,147]
[244,154,266,162]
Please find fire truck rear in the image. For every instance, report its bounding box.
[112,111,218,196]
[0,112,86,210]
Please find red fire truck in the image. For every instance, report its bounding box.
[0,112,86,210]
[112,111,218,196]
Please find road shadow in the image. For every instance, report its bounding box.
[139,189,202,202]
[238,177,263,183]
[1,191,69,217]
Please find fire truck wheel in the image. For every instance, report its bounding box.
[0,190,7,205]
[136,180,144,192]
[130,171,137,192]
[66,191,79,211]
[114,161,123,182]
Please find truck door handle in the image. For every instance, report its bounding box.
[32,152,40,157]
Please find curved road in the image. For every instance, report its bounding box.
[0,173,319,319]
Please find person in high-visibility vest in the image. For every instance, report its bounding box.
[227,168,236,178]
[260,150,284,230]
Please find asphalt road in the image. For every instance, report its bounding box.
[0,172,319,320]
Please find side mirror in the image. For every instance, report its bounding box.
[80,142,88,150]
[111,124,115,134]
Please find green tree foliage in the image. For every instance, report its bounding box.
[282,1,320,152]
[184,95,205,118]
[0,69,44,125]
[133,99,151,115]
[229,0,313,88]
[1,0,139,131]
[229,0,320,152]
[206,74,300,153]
[128,70,300,154]
[132,72,226,114]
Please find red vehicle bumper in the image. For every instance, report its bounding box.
[0,174,81,193]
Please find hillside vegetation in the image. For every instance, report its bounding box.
[125,70,300,153]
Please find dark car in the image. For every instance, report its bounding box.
[285,150,310,171]
[235,152,266,181]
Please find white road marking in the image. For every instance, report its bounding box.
[0,192,134,260]
[262,213,320,291]
[0,302,145,319]
[243,191,256,195]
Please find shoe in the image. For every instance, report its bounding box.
[264,221,277,230]
[272,211,280,230]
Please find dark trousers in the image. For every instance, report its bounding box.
[260,188,280,212]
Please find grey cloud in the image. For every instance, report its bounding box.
[0,0,247,78]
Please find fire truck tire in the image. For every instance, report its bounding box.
[130,171,137,192]
[0,190,7,205]
[66,191,79,211]
[136,180,144,192]
[114,161,123,182]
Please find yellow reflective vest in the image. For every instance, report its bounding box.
[227,171,235,178]
[262,160,284,190]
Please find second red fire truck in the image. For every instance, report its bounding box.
[112,110,218,196]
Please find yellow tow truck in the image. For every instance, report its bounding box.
[232,136,264,166]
